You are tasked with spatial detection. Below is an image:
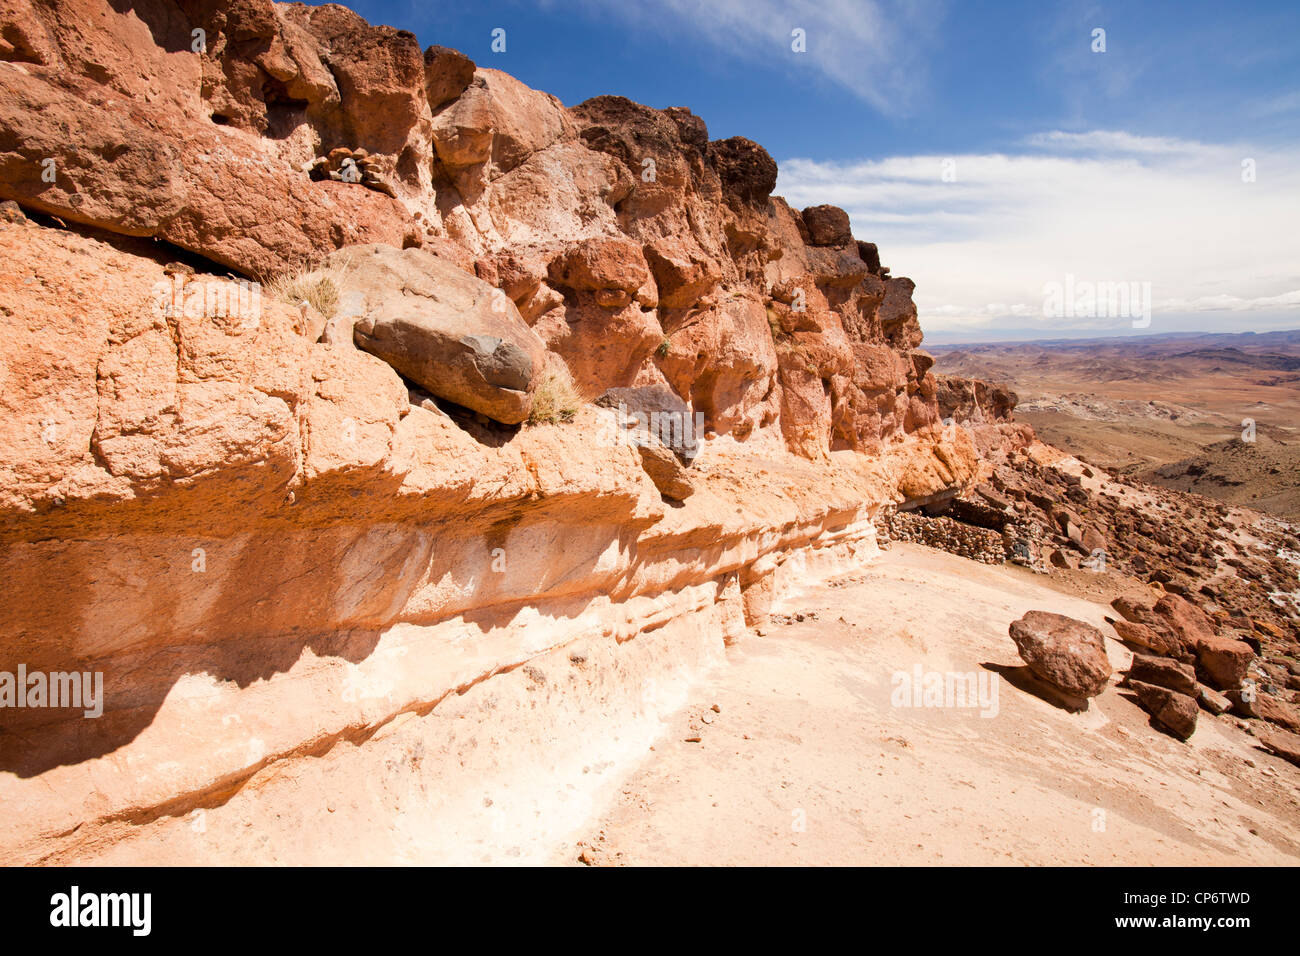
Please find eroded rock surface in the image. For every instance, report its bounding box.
[0,0,985,864]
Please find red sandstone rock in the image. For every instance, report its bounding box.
[1129,680,1199,741]
[1009,611,1113,699]
[1152,594,1217,648]
[1253,693,1300,732]
[1125,654,1198,696]
[1196,635,1255,690]
[801,205,853,247]
[548,237,652,294]
[1259,728,1300,768]
[1110,620,1183,658]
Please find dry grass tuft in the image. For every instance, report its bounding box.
[265,260,354,321]
[528,361,582,425]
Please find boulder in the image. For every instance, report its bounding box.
[1152,594,1216,648]
[1008,611,1112,699]
[1108,618,1188,660]
[337,245,547,424]
[1254,693,1300,732]
[1081,525,1108,556]
[635,441,695,501]
[592,397,696,500]
[801,204,853,246]
[1110,596,1154,623]
[1129,681,1199,741]
[1196,634,1255,690]
[1125,654,1197,696]
[1049,548,1078,570]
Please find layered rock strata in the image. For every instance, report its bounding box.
[0,1,977,862]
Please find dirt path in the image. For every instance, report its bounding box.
[569,544,1300,866]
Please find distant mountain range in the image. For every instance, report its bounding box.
[929,327,1300,355]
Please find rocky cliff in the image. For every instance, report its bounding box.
[0,0,987,863]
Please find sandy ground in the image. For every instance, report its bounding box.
[568,544,1300,866]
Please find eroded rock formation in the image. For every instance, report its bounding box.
[0,0,981,863]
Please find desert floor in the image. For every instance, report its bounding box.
[569,544,1300,866]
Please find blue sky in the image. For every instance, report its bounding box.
[323,0,1300,342]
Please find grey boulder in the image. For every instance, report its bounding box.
[334,244,547,425]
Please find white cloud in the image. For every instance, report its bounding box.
[1022,130,1199,154]
[567,0,945,114]
[776,131,1300,337]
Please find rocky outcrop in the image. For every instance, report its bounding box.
[0,0,984,864]
[0,0,959,455]
[936,374,1034,463]
[0,0,419,276]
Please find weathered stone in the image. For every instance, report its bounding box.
[1196,634,1255,690]
[1152,594,1216,648]
[431,69,570,175]
[1129,680,1199,741]
[423,44,476,109]
[1008,611,1112,699]
[339,244,547,424]
[1125,654,1197,696]
[635,440,695,501]
[1259,728,1300,768]
[662,106,708,151]
[707,136,777,205]
[596,385,699,463]
[1254,692,1300,732]
[1196,683,1232,715]
[801,204,852,246]
[1111,596,1153,623]
[548,237,651,293]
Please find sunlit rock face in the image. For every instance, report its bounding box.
[0,0,978,863]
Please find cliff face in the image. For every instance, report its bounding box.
[0,0,978,862]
